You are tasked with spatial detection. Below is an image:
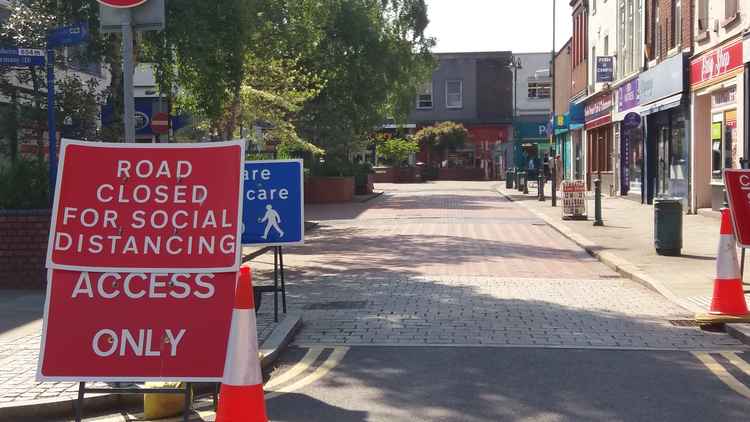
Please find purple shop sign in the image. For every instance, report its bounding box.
[617,78,639,112]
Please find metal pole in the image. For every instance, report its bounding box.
[46,48,56,203]
[551,0,557,208]
[594,178,604,226]
[122,10,135,143]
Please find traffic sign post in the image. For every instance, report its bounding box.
[241,160,305,246]
[151,111,169,135]
[46,140,246,273]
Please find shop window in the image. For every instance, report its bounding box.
[416,83,433,109]
[711,110,738,182]
[587,128,613,174]
[445,80,462,109]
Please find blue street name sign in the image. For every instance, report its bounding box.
[47,23,89,48]
[242,159,304,246]
[0,48,45,66]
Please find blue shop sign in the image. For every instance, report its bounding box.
[514,122,549,140]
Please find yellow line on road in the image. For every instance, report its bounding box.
[264,346,325,390]
[266,347,349,400]
[692,352,750,400]
[720,352,750,377]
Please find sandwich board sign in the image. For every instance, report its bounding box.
[724,169,750,248]
[242,160,304,246]
[38,139,245,382]
[45,139,245,273]
[561,180,588,220]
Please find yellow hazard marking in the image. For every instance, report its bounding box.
[720,351,750,376]
[692,351,750,400]
[264,346,324,390]
[266,346,349,400]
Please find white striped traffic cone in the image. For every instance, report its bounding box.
[708,208,749,316]
[216,264,268,422]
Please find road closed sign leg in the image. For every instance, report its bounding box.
[38,270,236,381]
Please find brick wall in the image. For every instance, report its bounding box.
[647,0,693,61]
[0,210,50,290]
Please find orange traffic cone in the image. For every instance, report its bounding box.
[708,208,749,316]
[216,264,268,422]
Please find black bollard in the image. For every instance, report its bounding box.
[538,172,545,201]
[522,172,529,194]
[551,171,557,207]
[593,178,604,226]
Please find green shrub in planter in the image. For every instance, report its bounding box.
[0,158,49,209]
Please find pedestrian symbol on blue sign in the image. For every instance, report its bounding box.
[242,159,304,246]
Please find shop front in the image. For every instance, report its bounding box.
[584,92,614,190]
[512,121,553,172]
[691,39,745,211]
[553,113,570,179]
[640,53,690,206]
[614,77,642,198]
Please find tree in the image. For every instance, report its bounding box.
[413,121,470,165]
[296,0,434,158]
[377,137,419,166]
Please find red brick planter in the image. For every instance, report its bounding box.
[0,209,50,289]
[356,174,375,195]
[373,167,396,183]
[305,176,355,203]
[438,167,485,181]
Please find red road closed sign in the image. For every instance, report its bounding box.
[38,270,235,381]
[46,139,245,273]
[97,0,148,8]
[151,112,169,134]
[725,169,750,248]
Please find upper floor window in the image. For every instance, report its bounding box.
[726,0,738,20]
[697,0,709,31]
[671,0,682,49]
[445,80,463,109]
[416,83,433,109]
[528,81,551,99]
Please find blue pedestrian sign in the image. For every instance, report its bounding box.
[0,48,45,66]
[48,23,89,48]
[242,159,304,246]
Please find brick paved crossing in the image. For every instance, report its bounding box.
[277,182,746,351]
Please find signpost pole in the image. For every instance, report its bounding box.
[122,10,136,143]
[46,48,57,203]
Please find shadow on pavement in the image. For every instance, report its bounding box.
[269,392,368,422]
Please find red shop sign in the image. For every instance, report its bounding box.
[691,40,743,88]
[38,270,236,381]
[725,169,750,248]
[46,139,245,273]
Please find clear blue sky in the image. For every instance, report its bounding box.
[424,0,573,53]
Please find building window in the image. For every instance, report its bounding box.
[604,35,609,56]
[711,110,738,182]
[726,0,738,20]
[591,46,596,85]
[618,0,626,78]
[697,0,708,31]
[445,80,462,109]
[416,83,433,109]
[528,81,551,99]
[627,0,634,69]
[593,0,597,14]
[671,0,681,48]
[587,128,613,173]
[655,4,660,58]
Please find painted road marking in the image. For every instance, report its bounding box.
[266,346,349,400]
[264,346,324,390]
[693,351,750,399]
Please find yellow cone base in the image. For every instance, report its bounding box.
[695,313,750,326]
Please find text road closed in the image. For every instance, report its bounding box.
[46,140,244,272]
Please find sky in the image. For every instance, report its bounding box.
[424,0,573,53]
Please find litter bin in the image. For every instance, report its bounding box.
[654,197,683,256]
[506,169,515,189]
[517,171,526,192]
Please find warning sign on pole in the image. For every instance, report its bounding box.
[38,269,236,381]
[45,139,245,273]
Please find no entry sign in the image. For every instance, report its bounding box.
[38,269,235,381]
[725,169,750,248]
[97,0,148,7]
[46,139,245,273]
[242,160,304,245]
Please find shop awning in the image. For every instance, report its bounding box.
[641,93,682,116]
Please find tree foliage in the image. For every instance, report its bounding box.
[377,137,419,166]
[413,121,469,152]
